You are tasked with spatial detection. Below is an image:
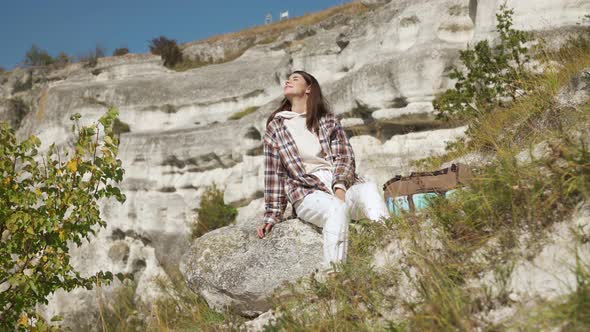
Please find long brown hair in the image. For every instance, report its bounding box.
[266,70,331,135]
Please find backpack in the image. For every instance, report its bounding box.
[383,163,473,214]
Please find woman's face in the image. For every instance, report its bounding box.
[283,73,311,99]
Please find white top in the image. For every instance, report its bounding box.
[275,110,347,192]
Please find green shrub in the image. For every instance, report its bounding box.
[112,117,131,135]
[0,107,128,330]
[433,2,533,122]
[112,47,129,56]
[149,36,183,68]
[96,262,229,331]
[96,279,147,331]
[22,44,54,67]
[78,44,106,68]
[53,52,70,68]
[191,183,237,238]
[411,24,590,326]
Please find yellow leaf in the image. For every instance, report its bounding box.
[66,159,78,173]
[3,177,10,184]
[18,313,28,326]
[13,184,17,190]
[59,230,66,241]
[35,188,42,196]
[26,227,34,235]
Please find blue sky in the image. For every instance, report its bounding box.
[0,0,349,70]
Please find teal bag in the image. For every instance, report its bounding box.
[412,192,439,210]
[383,163,473,215]
[386,193,440,215]
[386,196,411,215]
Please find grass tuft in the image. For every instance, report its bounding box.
[228,106,259,120]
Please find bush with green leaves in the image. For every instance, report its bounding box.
[191,184,237,238]
[113,47,129,56]
[0,107,128,330]
[52,52,70,68]
[149,36,183,68]
[433,2,533,121]
[78,44,106,68]
[22,45,54,67]
[112,118,131,136]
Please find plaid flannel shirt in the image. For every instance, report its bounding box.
[262,111,364,225]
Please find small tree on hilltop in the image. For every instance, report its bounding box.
[23,44,54,67]
[0,107,129,330]
[79,43,107,68]
[113,47,130,56]
[53,52,71,68]
[149,36,183,68]
[433,2,533,121]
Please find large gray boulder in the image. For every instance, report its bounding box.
[179,219,322,316]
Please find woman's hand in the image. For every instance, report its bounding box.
[257,223,274,239]
[334,188,346,202]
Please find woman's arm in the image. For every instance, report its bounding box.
[262,132,287,226]
[330,116,356,191]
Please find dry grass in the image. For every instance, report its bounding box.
[415,30,590,171]
[181,2,367,48]
[181,2,367,49]
[268,220,398,331]
[173,2,367,71]
[95,263,232,332]
[228,106,260,121]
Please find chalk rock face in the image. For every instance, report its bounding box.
[507,204,590,301]
[179,219,322,316]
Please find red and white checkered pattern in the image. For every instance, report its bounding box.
[262,112,363,225]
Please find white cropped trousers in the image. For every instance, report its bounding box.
[293,169,390,271]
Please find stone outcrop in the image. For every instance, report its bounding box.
[179,219,323,316]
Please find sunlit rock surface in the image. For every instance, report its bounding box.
[179,219,323,316]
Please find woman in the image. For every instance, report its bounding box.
[257,70,390,273]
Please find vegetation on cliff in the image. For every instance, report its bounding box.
[0,108,128,330]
